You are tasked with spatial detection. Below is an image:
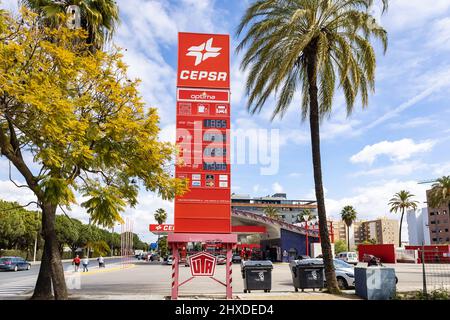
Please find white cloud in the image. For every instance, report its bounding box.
[350,139,435,165]
[288,172,302,178]
[388,116,435,130]
[427,17,450,51]
[272,182,283,193]
[432,162,450,177]
[351,161,428,178]
[383,0,450,33]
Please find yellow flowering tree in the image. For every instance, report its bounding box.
[0,8,187,300]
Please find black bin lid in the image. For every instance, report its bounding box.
[242,260,273,269]
[292,259,324,267]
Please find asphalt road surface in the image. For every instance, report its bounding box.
[0,257,123,297]
[1,260,448,299]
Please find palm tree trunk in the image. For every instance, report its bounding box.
[399,208,404,247]
[306,41,340,294]
[347,226,350,252]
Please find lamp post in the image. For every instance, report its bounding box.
[302,214,310,257]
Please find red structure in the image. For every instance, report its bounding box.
[169,32,236,300]
[174,32,231,233]
[358,244,397,264]
[405,245,450,263]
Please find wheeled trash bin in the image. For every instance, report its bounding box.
[290,259,325,292]
[241,260,273,293]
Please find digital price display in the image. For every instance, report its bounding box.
[204,148,227,157]
[203,132,227,142]
[203,119,227,129]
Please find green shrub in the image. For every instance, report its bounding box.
[396,289,450,300]
[0,250,27,259]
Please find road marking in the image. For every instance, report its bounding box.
[0,284,34,296]
[66,264,135,277]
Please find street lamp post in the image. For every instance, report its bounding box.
[302,214,310,257]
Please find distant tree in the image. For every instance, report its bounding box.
[158,236,168,258]
[340,206,358,251]
[428,176,450,209]
[55,215,79,254]
[0,201,27,249]
[297,209,315,223]
[389,191,418,247]
[334,240,347,255]
[263,205,279,220]
[153,208,167,255]
[154,208,168,225]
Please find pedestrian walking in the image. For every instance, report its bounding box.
[82,256,89,272]
[72,255,81,272]
[282,250,288,263]
[97,255,105,268]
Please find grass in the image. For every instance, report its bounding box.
[395,289,450,300]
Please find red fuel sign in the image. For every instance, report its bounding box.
[175,32,231,234]
[189,252,217,277]
[149,224,175,232]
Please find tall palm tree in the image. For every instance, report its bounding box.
[389,191,418,247]
[21,0,119,50]
[340,206,357,251]
[297,208,315,223]
[236,0,388,293]
[428,176,450,209]
[263,205,279,220]
[154,208,167,256]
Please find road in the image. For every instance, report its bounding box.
[0,257,124,297]
[1,260,448,299]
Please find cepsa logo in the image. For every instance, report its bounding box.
[177,32,230,89]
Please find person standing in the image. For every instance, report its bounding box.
[97,255,105,268]
[72,255,81,272]
[82,256,89,272]
[282,250,288,263]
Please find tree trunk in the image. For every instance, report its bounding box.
[31,240,52,300]
[399,208,404,248]
[306,41,340,294]
[41,203,68,300]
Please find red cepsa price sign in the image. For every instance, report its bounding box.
[174,32,231,234]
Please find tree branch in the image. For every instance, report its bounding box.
[0,201,40,212]
[9,161,31,189]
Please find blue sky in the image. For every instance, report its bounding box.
[1,0,450,243]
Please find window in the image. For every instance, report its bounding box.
[432,238,437,242]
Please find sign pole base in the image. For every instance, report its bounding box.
[168,233,237,300]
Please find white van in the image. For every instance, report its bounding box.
[336,252,358,265]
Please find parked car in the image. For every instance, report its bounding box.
[232,254,242,263]
[150,253,160,262]
[336,252,359,265]
[332,259,356,289]
[164,256,173,265]
[216,255,226,265]
[0,257,31,272]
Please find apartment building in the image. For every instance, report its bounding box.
[331,217,399,247]
[427,190,450,244]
